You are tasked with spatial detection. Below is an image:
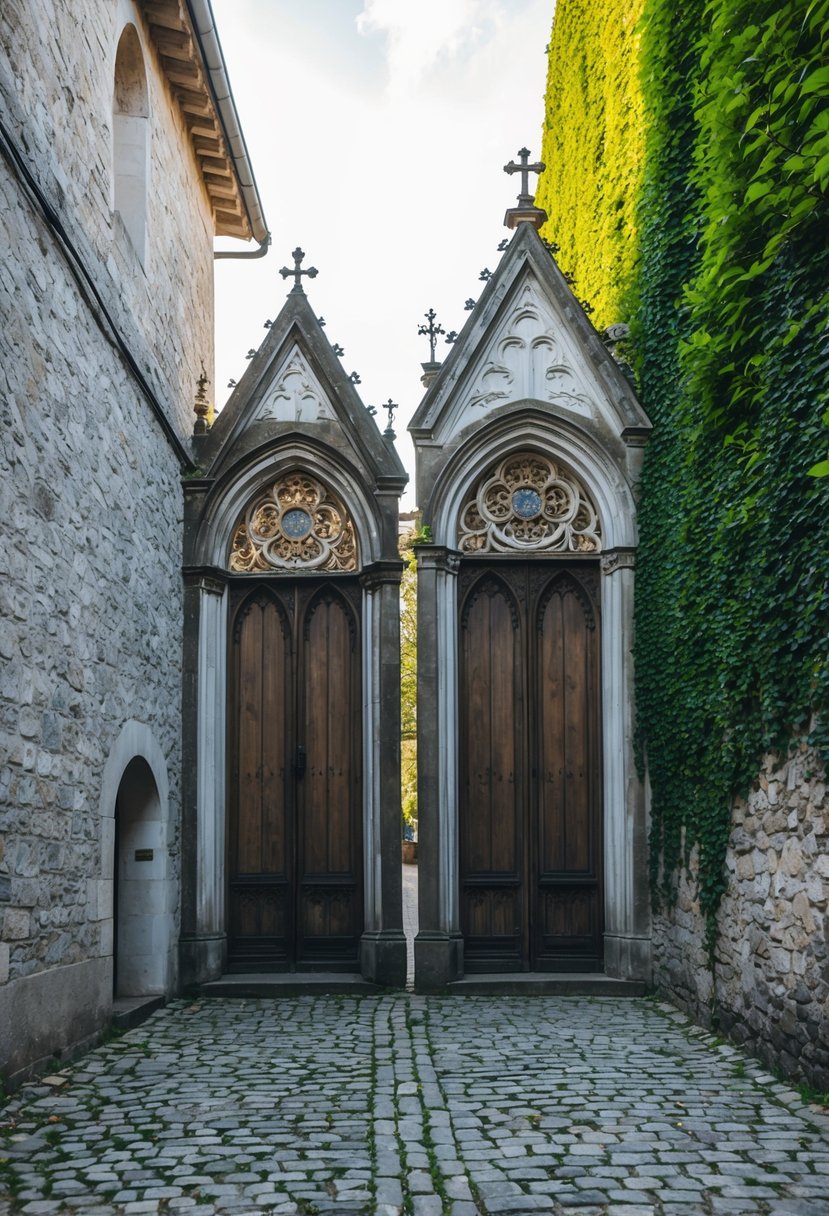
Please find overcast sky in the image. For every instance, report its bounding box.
[213,0,554,504]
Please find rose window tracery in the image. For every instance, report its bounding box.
[457,453,601,554]
[229,473,358,572]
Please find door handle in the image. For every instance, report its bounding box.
[294,745,306,780]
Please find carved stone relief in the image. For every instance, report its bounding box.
[255,344,334,423]
[229,472,357,572]
[458,281,594,423]
[458,452,601,555]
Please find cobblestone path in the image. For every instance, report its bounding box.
[2,995,829,1216]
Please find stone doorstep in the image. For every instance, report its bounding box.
[112,994,167,1030]
[443,973,648,997]
[200,972,381,997]
[200,972,648,998]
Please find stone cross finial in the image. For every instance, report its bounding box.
[503,147,545,206]
[418,309,445,362]
[382,398,397,434]
[279,247,318,293]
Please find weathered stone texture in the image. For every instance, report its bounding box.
[0,151,184,990]
[654,746,829,1090]
[0,0,215,437]
[0,0,216,1079]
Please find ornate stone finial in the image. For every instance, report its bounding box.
[193,362,210,435]
[418,308,445,362]
[382,398,397,438]
[503,146,548,230]
[279,246,318,293]
[504,147,545,204]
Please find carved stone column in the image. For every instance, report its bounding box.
[359,560,407,987]
[600,549,651,980]
[413,545,463,990]
[179,569,227,986]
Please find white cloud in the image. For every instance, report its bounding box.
[213,0,554,505]
[356,0,503,98]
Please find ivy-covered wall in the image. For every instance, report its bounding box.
[536,0,645,330]
[540,0,829,1083]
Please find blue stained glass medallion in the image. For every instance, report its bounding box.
[282,507,313,539]
[511,487,542,519]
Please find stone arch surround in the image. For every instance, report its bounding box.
[99,720,175,996]
[192,441,384,571]
[427,409,639,551]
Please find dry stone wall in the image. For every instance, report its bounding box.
[654,746,829,1091]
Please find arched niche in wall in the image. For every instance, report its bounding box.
[113,24,149,265]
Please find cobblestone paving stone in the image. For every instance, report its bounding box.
[1,996,829,1216]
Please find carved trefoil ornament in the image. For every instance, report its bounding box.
[229,472,358,573]
[459,282,594,420]
[255,344,334,423]
[458,452,601,555]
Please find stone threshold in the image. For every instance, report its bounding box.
[198,972,647,998]
[112,994,166,1030]
[201,972,381,997]
[443,972,648,996]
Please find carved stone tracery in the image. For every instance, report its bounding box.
[229,472,358,572]
[457,453,601,554]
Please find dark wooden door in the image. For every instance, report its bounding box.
[227,581,362,971]
[459,561,602,971]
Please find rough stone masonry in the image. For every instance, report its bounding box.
[654,744,829,1091]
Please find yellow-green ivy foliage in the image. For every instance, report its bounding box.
[540,0,829,938]
[536,0,645,330]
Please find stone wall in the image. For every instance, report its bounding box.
[0,0,215,1085]
[654,745,829,1091]
[0,0,215,435]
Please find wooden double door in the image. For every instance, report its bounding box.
[458,561,603,971]
[227,579,362,971]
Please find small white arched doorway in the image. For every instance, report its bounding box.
[113,757,173,997]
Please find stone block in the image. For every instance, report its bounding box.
[2,908,31,940]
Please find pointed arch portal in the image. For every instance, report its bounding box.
[458,562,602,971]
[227,580,363,970]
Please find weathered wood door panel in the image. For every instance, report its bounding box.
[459,562,602,972]
[459,575,526,969]
[532,573,602,968]
[227,581,362,971]
[297,590,363,965]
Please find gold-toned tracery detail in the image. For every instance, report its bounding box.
[458,452,601,554]
[229,472,358,573]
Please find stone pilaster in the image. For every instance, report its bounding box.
[359,561,407,987]
[413,545,464,990]
[600,549,651,981]
[179,568,227,986]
